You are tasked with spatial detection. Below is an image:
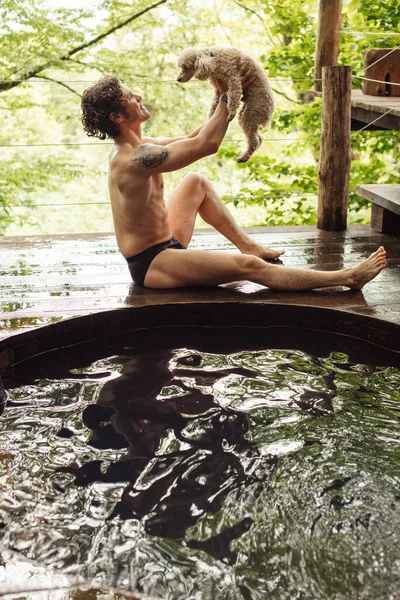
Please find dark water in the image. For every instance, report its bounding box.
[1,346,400,600]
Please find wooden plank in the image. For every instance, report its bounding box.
[371,205,400,234]
[0,245,385,273]
[350,91,400,131]
[356,184,400,215]
[310,90,400,115]
[309,90,400,130]
[351,107,400,132]
[2,277,397,317]
[351,90,400,116]
[350,303,400,325]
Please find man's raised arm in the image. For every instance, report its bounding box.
[142,119,209,146]
[132,98,230,173]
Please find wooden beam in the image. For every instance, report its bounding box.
[356,184,400,215]
[351,117,387,131]
[318,66,352,231]
[370,204,400,233]
[314,0,342,92]
[356,184,400,232]
[351,107,400,131]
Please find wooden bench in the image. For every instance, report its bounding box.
[356,184,400,233]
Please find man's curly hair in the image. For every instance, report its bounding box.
[81,75,126,139]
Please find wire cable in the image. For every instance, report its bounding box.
[353,75,400,87]
[354,44,400,75]
[0,136,325,148]
[2,37,399,215]
[0,77,320,84]
[350,107,396,136]
[350,155,400,193]
[9,191,319,209]
[340,30,400,36]
[1,129,396,149]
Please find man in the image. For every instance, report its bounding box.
[81,74,386,290]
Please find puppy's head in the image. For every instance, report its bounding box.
[177,48,199,82]
[177,48,215,82]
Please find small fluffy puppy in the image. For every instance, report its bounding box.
[177,46,275,162]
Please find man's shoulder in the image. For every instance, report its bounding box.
[131,143,170,169]
[110,144,146,172]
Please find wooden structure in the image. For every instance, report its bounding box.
[314,1,400,232]
[3,6,400,594]
[1,227,400,351]
[350,90,400,131]
[1,1,400,351]
[356,184,400,233]
[314,0,342,93]
[311,89,400,130]
[1,231,400,599]
[317,66,352,231]
[362,49,400,97]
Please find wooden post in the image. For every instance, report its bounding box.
[314,0,342,92]
[317,66,352,231]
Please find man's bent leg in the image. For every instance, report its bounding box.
[143,246,386,290]
[166,173,284,259]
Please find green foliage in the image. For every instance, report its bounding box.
[1,0,399,234]
[0,1,95,82]
[260,0,318,94]
[225,0,400,227]
[350,0,400,33]
[0,151,87,234]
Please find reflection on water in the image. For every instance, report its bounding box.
[0,347,400,600]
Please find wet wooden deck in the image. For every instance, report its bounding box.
[1,225,400,342]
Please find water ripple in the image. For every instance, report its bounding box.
[1,346,399,599]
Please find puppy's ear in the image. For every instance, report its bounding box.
[195,53,215,77]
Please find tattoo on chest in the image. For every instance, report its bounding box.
[132,144,169,168]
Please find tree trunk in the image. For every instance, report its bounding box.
[314,0,342,92]
[317,66,352,231]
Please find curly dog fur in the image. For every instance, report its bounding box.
[177,46,275,162]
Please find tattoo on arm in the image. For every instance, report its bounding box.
[132,144,169,168]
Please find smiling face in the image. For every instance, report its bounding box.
[116,85,150,127]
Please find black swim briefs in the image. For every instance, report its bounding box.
[126,237,186,286]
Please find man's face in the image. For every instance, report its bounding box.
[118,85,150,126]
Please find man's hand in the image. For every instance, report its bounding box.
[214,78,228,95]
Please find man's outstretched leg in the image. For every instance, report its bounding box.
[166,173,284,260]
[144,245,386,290]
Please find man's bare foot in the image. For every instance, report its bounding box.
[349,246,387,290]
[241,242,285,260]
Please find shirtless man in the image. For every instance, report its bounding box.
[81,74,386,290]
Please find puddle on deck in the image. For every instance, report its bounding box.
[1,345,400,600]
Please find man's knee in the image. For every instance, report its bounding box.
[183,172,207,193]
